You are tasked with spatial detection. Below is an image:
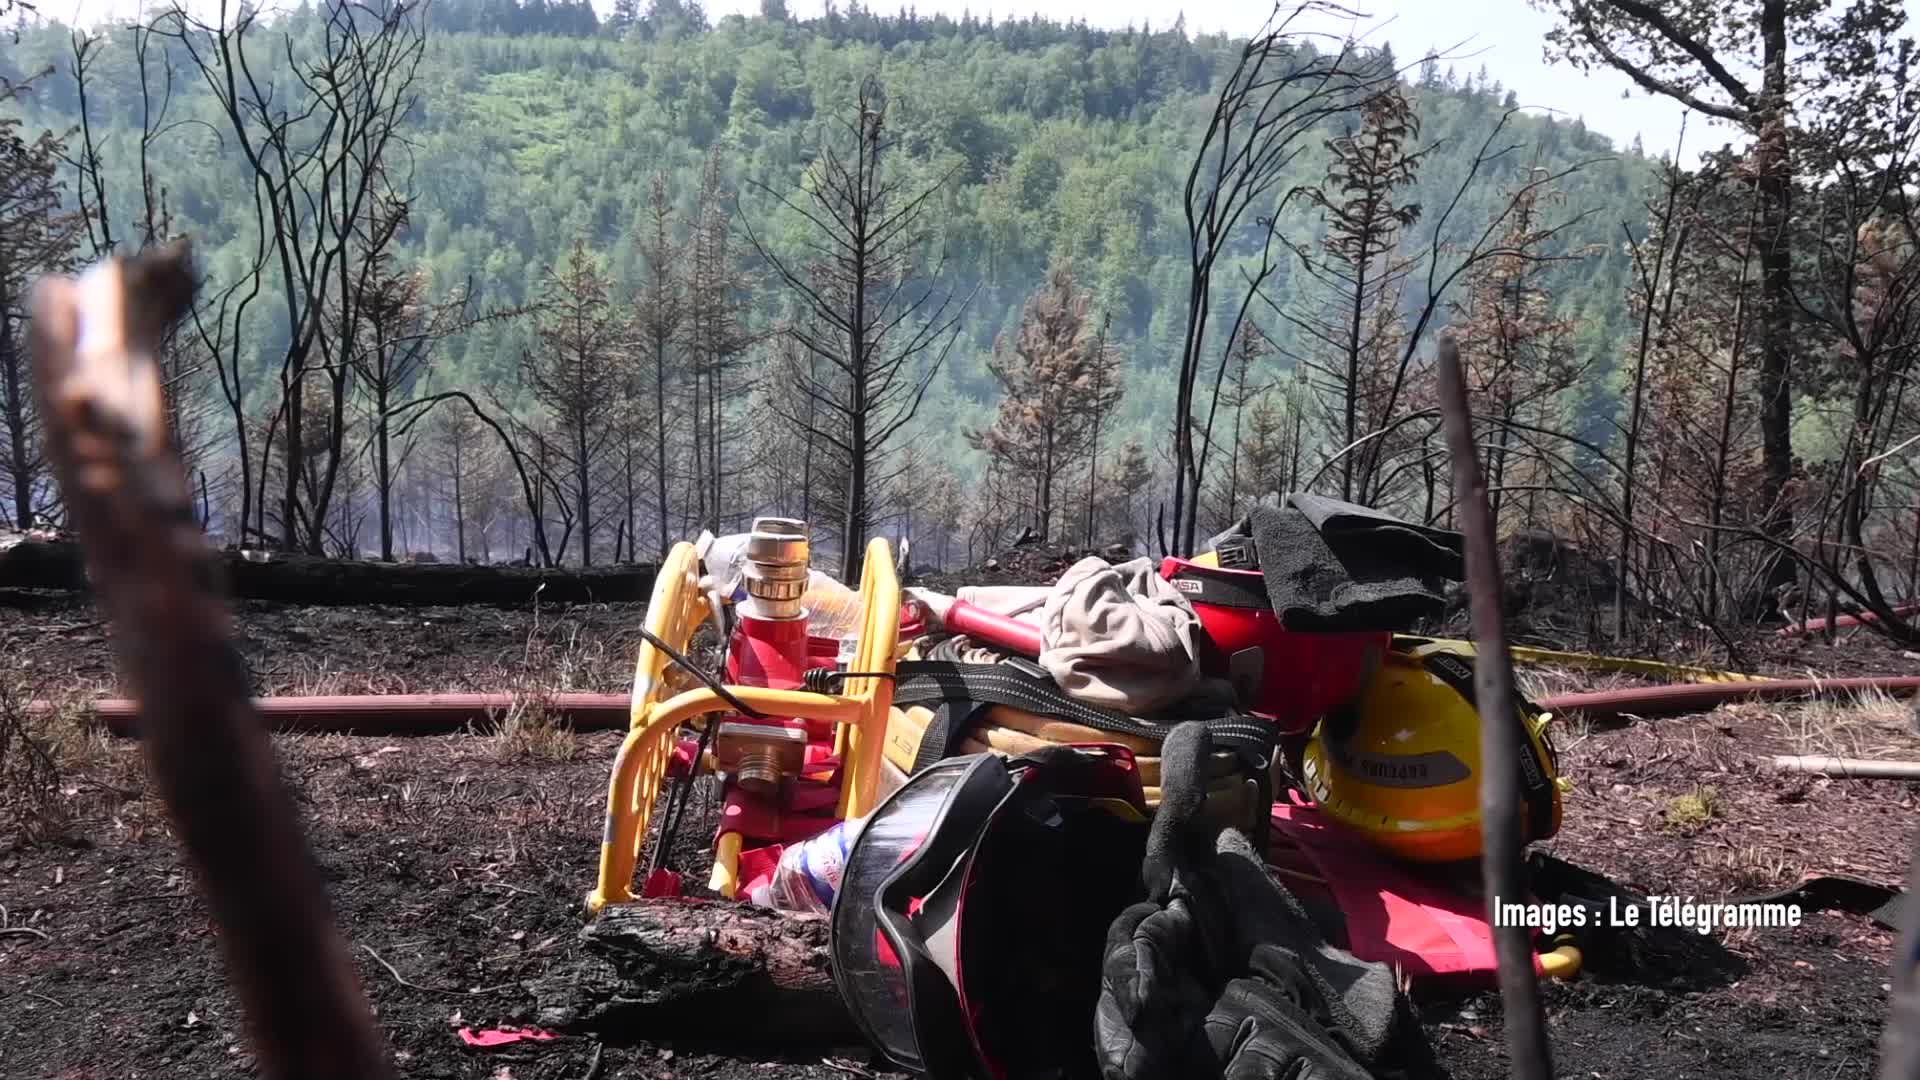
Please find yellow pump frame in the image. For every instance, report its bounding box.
[586,537,901,914]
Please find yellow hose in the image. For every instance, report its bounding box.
[1401,636,1771,684]
[709,831,743,899]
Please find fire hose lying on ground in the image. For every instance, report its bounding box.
[67,661,1920,737]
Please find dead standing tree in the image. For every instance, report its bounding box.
[1283,82,1429,506]
[1202,324,1272,526]
[387,387,560,565]
[348,227,515,562]
[67,25,223,512]
[1341,110,1602,515]
[1534,0,1916,598]
[1169,2,1396,555]
[522,240,625,567]
[1451,171,1592,530]
[1759,77,1920,642]
[968,263,1124,543]
[1236,382,1304,508]
[152,0,427,553]
[686,151,761,536]
[632,172,686,559]
[745,75,968,582]
[422,402,490,561]
[1081,312,1120,547]
[341,196,419,561]
[1613,137,1701,634]
[0,106,85,530]
[1610,148,1776,642]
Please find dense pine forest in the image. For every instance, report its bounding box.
[5,0,1918,640]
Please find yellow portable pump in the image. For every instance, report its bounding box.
[588,529,904,913]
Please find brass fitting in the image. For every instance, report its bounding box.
[713,721,809,799]
[744,517,810,620]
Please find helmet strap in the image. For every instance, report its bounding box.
[1415,651,1557,843]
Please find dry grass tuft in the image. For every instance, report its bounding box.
[1662,784,1721,835]
[1707,842,1794,892]
[0,682,69,845]
[0,678,118,846]
[1769,688,1919,760]
[1515,663,1656,702]
[481,694,579,763]
[518,600,627,693]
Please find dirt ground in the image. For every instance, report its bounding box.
[1,589,1916,1078]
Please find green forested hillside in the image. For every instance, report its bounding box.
[1,1,1658,558]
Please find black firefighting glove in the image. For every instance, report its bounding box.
[1092,722,1441,1080]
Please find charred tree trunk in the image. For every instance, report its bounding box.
[281,363,304,550]
[654,345,671,559]
[576,413,592,567]
[2,313,31,530]
[1754,0,1797,595]
[376,381,395,561]
[452,441,466,564]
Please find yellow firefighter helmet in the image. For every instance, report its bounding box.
[1300,642,1569,864]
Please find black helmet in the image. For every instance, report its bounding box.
[829,744,1153,1079]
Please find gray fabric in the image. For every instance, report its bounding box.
[957,559,1206,715]
[1040,557,1203,715]
[1229,494,1464,633]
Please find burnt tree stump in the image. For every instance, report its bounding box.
[533,899,858,1045]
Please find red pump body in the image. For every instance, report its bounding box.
[728,611,812,689]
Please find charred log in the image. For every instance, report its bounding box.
[0,537,655,606]
[532,899,856,1046]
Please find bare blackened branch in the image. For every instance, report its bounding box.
[1433,332,1553,1080]
[28,242,397,1080]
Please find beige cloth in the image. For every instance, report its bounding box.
[956,558,1203,714]
[1040,557,1202,713]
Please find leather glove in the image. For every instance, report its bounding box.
[1094,722,1439,1080]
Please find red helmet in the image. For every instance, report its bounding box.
[1159,557,1387,735]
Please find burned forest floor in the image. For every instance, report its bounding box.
[1,584,1916,1079]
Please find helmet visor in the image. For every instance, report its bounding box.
[830,753,1012,1073]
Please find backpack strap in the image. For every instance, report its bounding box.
[890,658,1277,773]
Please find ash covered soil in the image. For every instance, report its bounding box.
[1,587,1916,1079]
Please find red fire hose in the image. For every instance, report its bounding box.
[1541,676,1920,722]
[942,598,1045,657]
[1777,603,1920,637]
[66,672,1920,737]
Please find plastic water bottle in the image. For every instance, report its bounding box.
[802,571,864,641]
[760,817,865,914]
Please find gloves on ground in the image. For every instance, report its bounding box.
[1094,722,1441,1080]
